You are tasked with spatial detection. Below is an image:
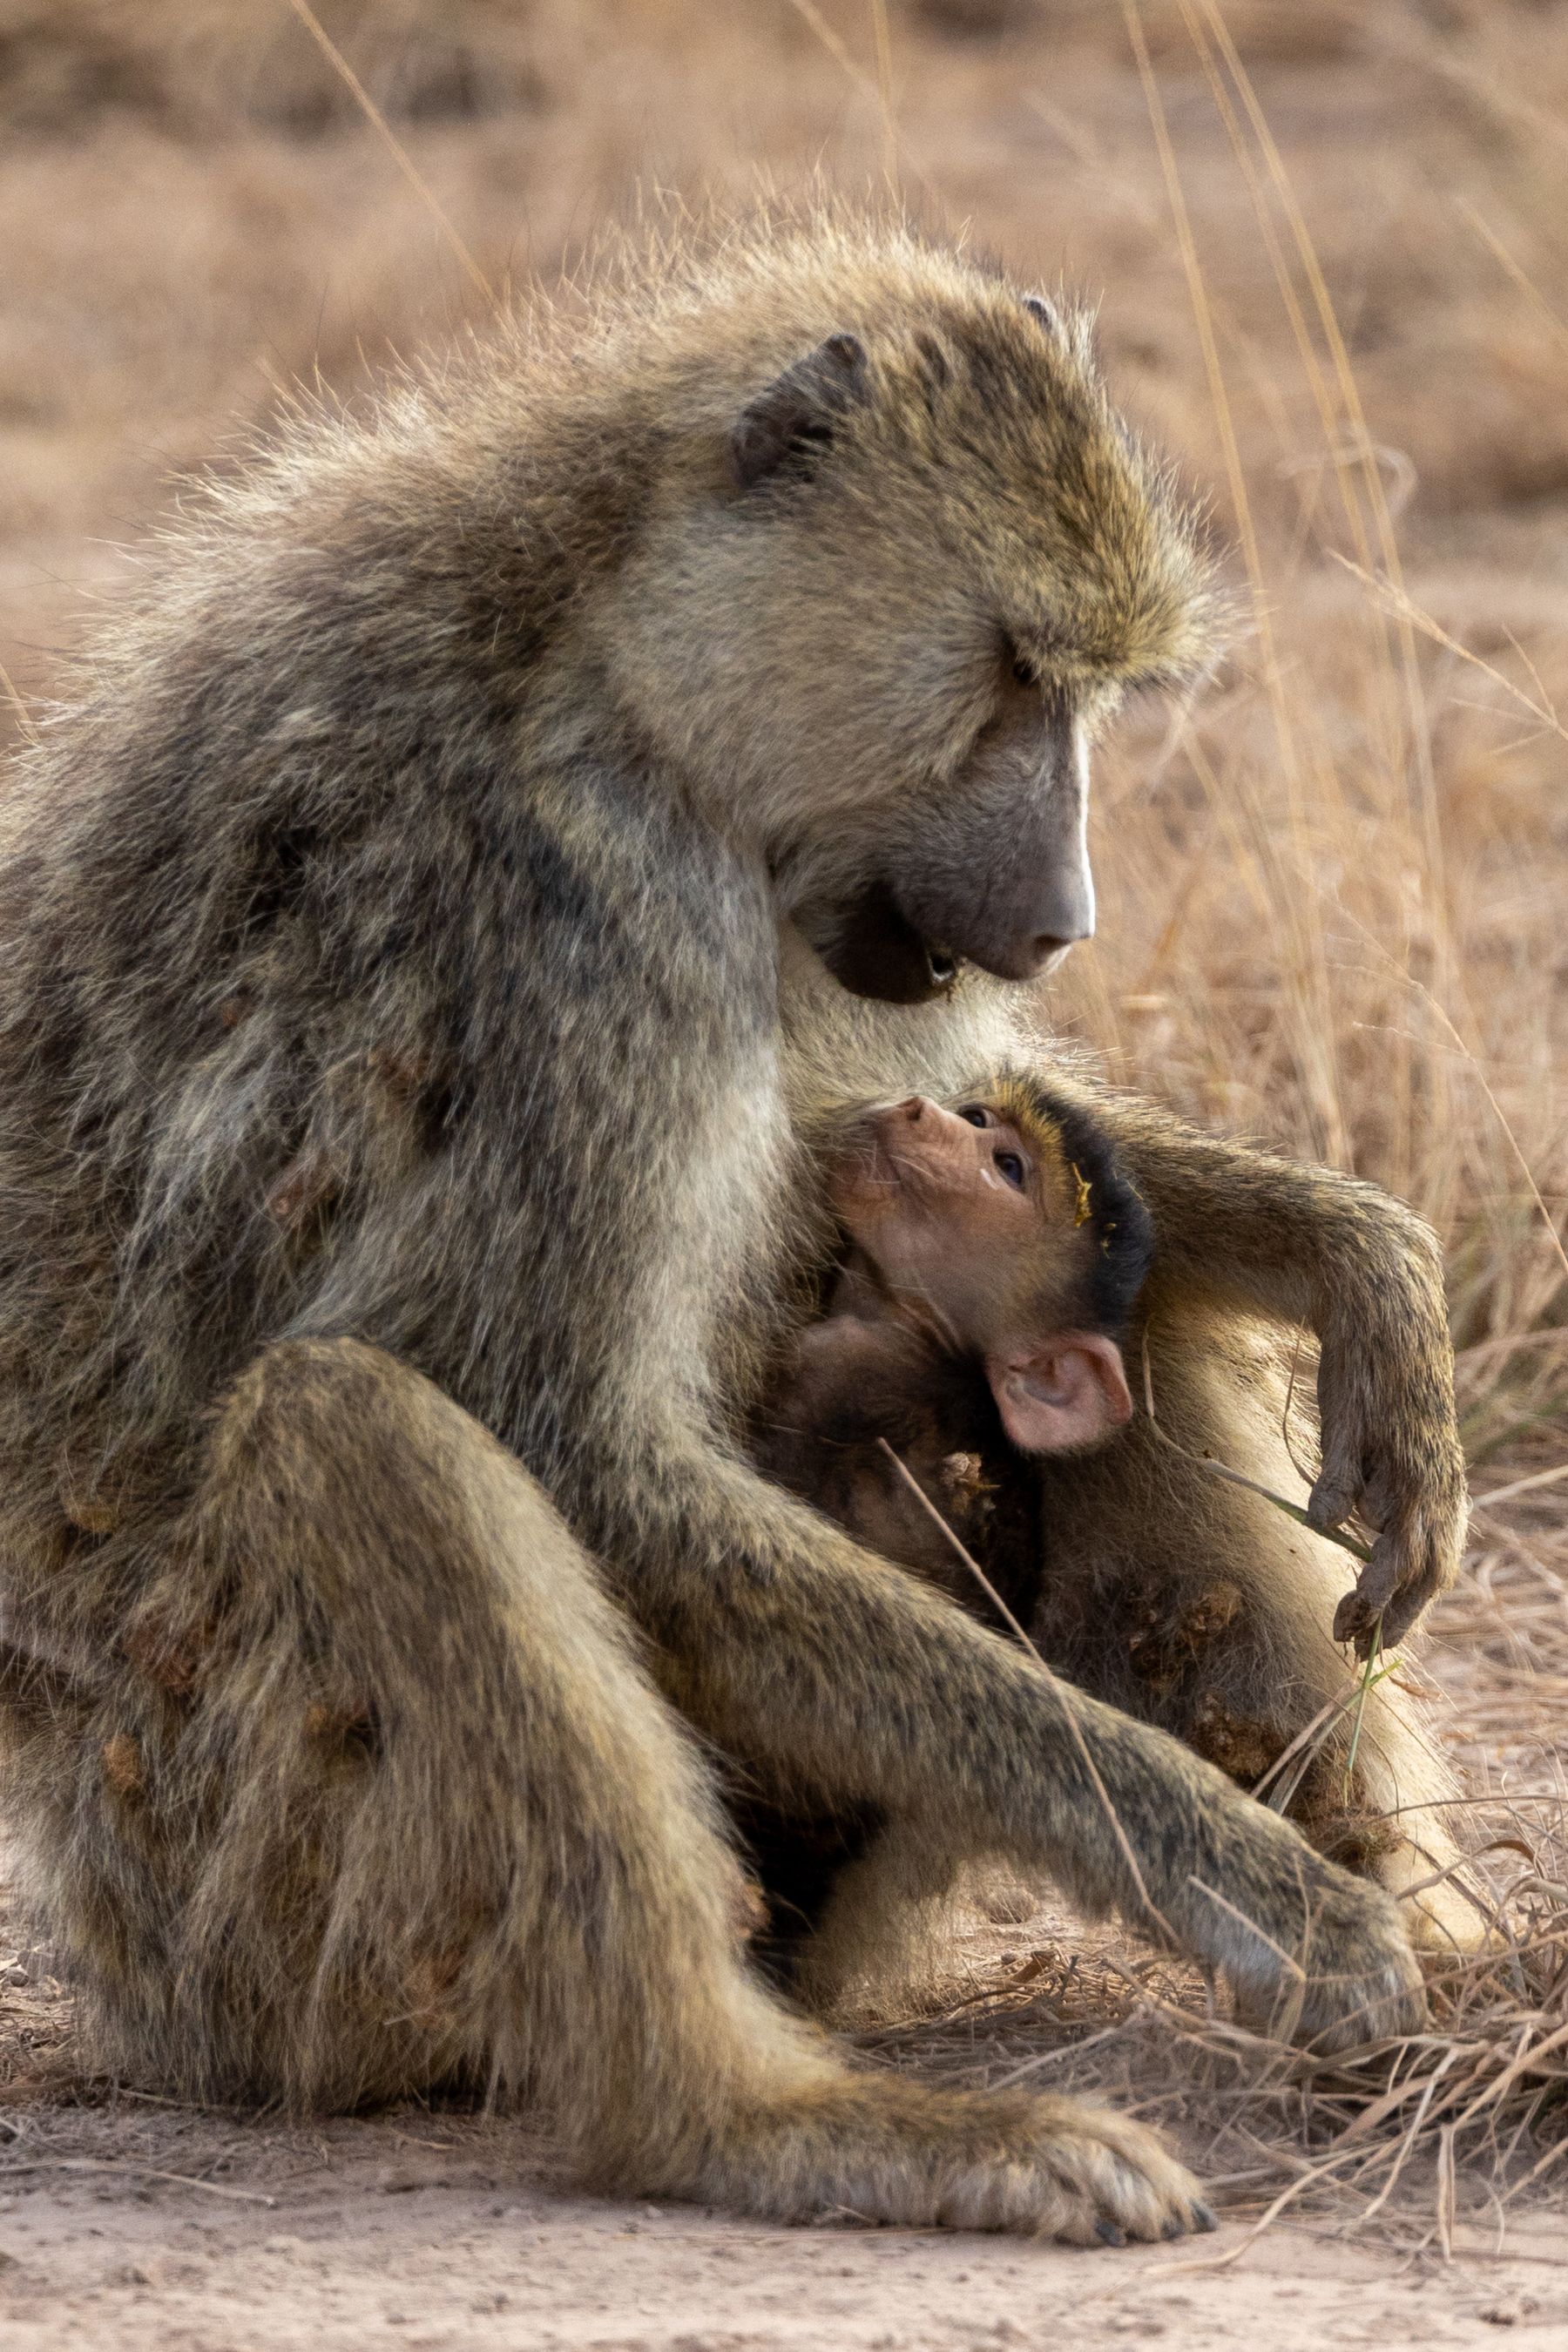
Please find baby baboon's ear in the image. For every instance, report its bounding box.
[730,334,868,490]
[988,1333,1133,1456]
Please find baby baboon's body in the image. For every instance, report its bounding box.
[754,1074,1152,1612]
[746,1076,1472,2001]
[0,213,1470,2236]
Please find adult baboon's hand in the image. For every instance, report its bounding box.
[1038,1085,1469,1658]
[1308,1209,1469,1657]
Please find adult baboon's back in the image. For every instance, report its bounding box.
[0,213,1461,2237]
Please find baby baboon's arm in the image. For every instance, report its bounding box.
[1051,1087,1466,1653]
[752,1318,994,1592]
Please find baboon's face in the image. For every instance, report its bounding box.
[827,1092,1092,1347]
[827,1092,1135,1452]
[604,284,1214,1005]
[801,669,1095,1005]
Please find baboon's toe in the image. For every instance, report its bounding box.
[1380,1853,1502,1960]
[1301,1954,1427,2053]
[1228,1870,1428,2054]
[1012,2099,1212,2246]
[714,2076,1211,2243]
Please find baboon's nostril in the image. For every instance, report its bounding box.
[1032,935,1077,974]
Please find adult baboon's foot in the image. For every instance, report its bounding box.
[1375,1839,1502,1961]
[673,2075,1214,2243]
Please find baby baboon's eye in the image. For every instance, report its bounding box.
[995,1150,1027,1190]
[958,1104,990,1128]
[1009,648,1035,690]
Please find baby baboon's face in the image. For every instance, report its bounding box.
[605,262,1213,1005]
[828,1093,1137,1454]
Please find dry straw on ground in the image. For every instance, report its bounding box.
[0,0,1564,2256]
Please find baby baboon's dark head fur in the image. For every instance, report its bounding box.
[975,1070,1155,1344]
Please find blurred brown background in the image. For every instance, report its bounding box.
[1,0,1564,1456]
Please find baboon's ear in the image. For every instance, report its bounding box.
[988,1333,1133,1456]
[1023,293,1061,340]
[730,333,868,491]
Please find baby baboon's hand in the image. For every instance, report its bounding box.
[1309,1217,1468,1657]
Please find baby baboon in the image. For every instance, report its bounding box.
[0,209,1468,2243]
[748,1076,1476,1995]
[743,1075,1150,1991]
[756,1077,1152,1612]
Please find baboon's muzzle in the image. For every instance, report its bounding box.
[817,881,960,1004]
[821,833,1093,1004]
[820,700,1095,1004]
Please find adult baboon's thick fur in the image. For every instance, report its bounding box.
[0,212,1469,2240]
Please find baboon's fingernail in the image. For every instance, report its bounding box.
[1310,1484,1355,1529]
[1093,2219,1126,2247]
[1193,2201,1219,2233]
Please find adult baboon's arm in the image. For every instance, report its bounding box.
[613,1445,1423,2051]
[1048,1085,1467,1654]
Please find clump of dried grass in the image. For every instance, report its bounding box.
[862,1835,1568,2257]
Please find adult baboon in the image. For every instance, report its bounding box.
[0,213,1466,2240]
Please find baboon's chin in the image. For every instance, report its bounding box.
[813,882,960,1006]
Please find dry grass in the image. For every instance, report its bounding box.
[0,0,1565,2255]
[858,1848,1568,2262]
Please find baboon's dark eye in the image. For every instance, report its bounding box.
[1010,654,1035,689]
[995,1150,1027,1189]
[958,1104,990,1127]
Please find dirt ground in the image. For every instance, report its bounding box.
[2,1876,1566,2352]
[1,2138,1564,2352]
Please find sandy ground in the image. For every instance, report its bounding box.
[2,1885,1565,2352]
[3,2139,1565,2352]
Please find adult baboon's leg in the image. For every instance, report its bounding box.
[68,1337,1209,2239]
[1030,1315,1484,1954]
